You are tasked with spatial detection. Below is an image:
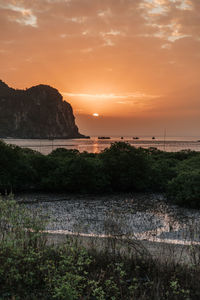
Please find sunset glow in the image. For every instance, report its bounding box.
[1,0,200,136]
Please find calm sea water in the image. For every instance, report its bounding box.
[3,136,200,154]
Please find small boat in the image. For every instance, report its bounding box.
[152,136,155,140]
[98,136,111,139]
[133,137,139,140]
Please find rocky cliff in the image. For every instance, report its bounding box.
[0,80,85,139]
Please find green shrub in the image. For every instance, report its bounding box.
[1,140,200,208]
[100,142,151,192]
[167,170,200,208]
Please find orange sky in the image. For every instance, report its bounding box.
[1,0,200,136]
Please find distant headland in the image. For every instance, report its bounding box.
[0,80,87,139]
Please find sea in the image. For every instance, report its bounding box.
[3,136,200,154]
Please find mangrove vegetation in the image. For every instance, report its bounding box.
[0,140,200,208]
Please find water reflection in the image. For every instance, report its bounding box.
[4,136,200,154]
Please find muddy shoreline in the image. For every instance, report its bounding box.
[13,192,200,245]
[46,231,197,265]
[6,192,199,264]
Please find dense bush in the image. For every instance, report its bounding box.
[1,140,200,207]
[149,157,178,191]
[0,141,153,193]
[167,170,200,208]
[0,141,36,191]
[43,156,110,193]
[99,142,151,192]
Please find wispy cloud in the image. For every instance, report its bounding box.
[1,0,200,128]
[140,0,194,42]
[63,92,160,99]
[0,3,38,27]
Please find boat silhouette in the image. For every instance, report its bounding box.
[98,136,111,139]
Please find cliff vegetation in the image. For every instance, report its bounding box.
[0,80,84,139]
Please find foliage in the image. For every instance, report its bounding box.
[1,140,200,207]
[167,170,200,208]
[99,142,151,192]
[1,197,200,299]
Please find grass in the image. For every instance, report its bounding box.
[1,196,200,299]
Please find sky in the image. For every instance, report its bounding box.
[1,0,200,136]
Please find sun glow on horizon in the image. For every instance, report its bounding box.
[62,90,161,118]
[93,113,99,117]
[2,0,199,136]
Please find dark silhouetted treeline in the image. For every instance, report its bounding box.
[0,140,200,208]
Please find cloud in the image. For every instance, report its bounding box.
[0,0,200,132]
[62,92,159,100]
[139,0,200,44]
[0,2,38,27]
